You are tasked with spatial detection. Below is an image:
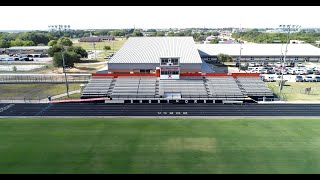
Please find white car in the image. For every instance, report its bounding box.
[263,76,275,82]
[303,75,315,82]
[6,57,15,61]
[295,69,307,75]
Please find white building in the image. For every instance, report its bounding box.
[107,37,203,79]
[197,43,320,62]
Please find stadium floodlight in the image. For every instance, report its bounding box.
[278,24,301,100]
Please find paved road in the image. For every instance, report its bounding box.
[1,103,320,117]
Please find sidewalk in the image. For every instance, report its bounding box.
[42,90,81,102]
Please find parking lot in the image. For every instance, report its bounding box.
[0,55,52,64]
[242,62,320,82]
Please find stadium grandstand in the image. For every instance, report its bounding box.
[81,37,275,103]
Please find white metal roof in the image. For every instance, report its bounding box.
[109,37,202,64]
[7,46,51,50]
[196,44,320,57]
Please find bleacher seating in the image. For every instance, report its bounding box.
[205,77,245,98]
[81,76,273,100]
[81,77,114,98]
[236,77,274,97]
[111,77,157,98]
[159,78,208,98]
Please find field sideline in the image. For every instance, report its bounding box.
[0,117,320,173]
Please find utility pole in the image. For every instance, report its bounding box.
[93,42,97,60]
[239,42,243,72]
[113,39,114,53]
[61,47,69,98]
[278,25,301,100]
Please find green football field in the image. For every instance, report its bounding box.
[0,117,320,174]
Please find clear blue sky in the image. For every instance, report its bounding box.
[0,6,319,30]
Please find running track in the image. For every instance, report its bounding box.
[1,103,320,116]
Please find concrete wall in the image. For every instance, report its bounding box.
[108,63,202,73]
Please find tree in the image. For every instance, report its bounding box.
[10,39,25,46]
[156,32,165,36]
[23,40,35,46]
[147,29,157,32]
[48,44,63,57]
[58,37,73,46]
[211,31,220,36]
[68,46,88,58]
[18,32,51,45]
[48,40,58,46]
[210,39,220,44]
[53,51,80,68]
[103,45,111,51]
[0,39,10,48]
[217,53,232,63]
[167,32,175,36]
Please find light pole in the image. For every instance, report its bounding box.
[113,39,114,53]
[93,42,97,60]
[61,46,70,98]
[278,24,301,100]
[238,42,243,72]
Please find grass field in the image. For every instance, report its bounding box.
[0,83,81,100]
[73,38,127,51]
[1,117,320,173]
[266,82,320,101]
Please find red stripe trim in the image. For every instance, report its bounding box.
[50,97,108,103]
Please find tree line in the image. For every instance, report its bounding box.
[231,29,320,44]
[0,29,221,48]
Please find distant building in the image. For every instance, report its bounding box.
[197,44,320,62]
[7,46,51,55]
[79,36,115,42]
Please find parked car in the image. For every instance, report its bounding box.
[19,57,30,61]
[263,76,275,82]
[294,68,307,75]
[40,54,48,57]
[25,58,34,61]
[5,57,15,61]
[104,53,115,59]
[315,76,320,82]
[295,75,303,82]
[303,75,315,82]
